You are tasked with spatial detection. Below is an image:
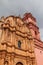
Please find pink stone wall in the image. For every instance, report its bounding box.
[35,48,43,65]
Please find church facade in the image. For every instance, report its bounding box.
[0,13,43,65]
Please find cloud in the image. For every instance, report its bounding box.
[40,29,43,41]
[0,0,43,29]
[0,0,43,40]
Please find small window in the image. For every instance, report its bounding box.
[18,40,21,48]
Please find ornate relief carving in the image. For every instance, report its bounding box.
[0,15,37,65]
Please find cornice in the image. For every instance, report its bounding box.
[27,22,39,29]
[0,50,34,59]
[1,41,34,53]
[34,38,43,49]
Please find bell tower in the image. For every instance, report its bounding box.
[0,16,37,65]
[23,13,40,40]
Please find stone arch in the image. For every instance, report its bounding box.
[14,58,26,65]
[16,62,23,65]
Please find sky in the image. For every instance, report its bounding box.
[0,0,43,41]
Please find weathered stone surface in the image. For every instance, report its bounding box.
[0,14,37,65]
